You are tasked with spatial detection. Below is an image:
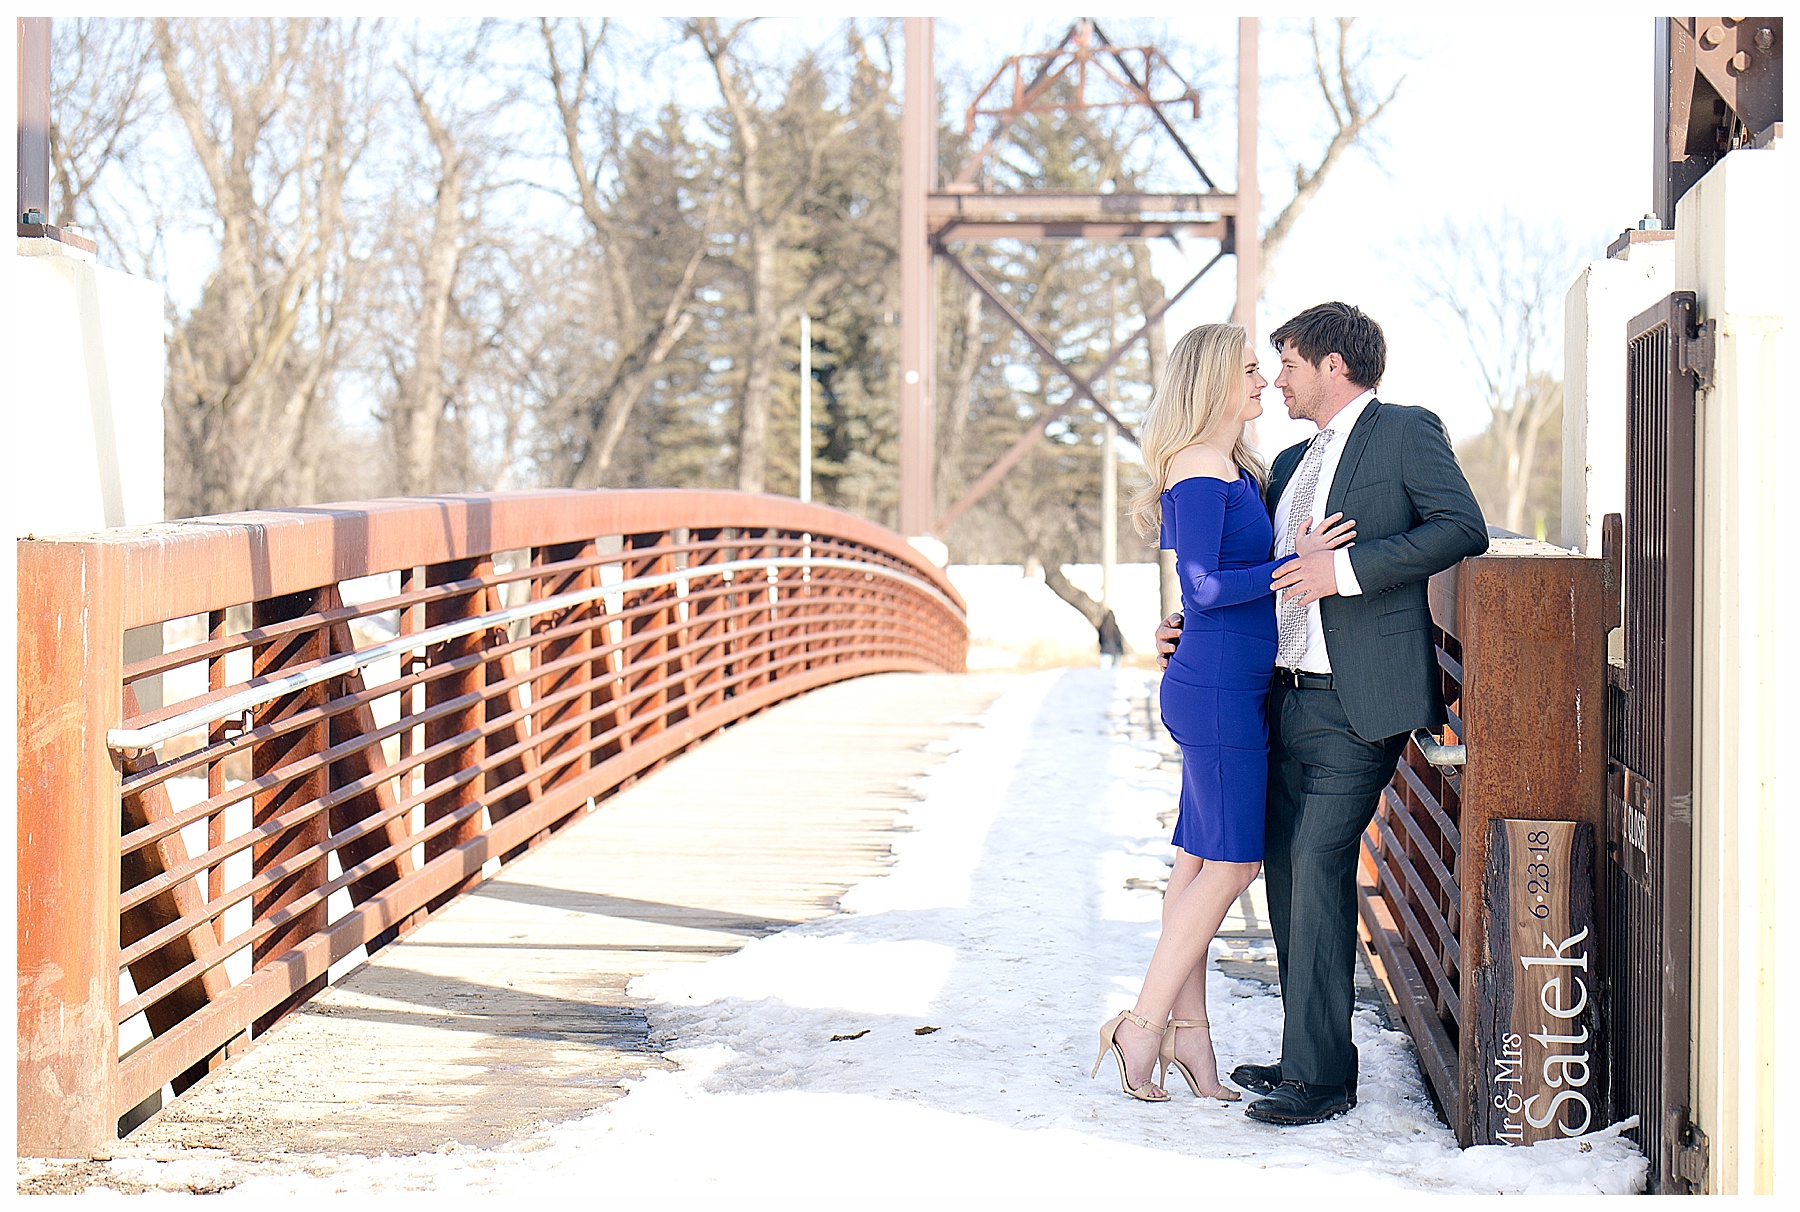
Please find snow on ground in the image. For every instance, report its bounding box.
[948,562,1161,669]
[75,669,1645,1200]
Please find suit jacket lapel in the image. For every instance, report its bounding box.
[1325,399,1383,515]
[1265,446,1301,519]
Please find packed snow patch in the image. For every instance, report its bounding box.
[97,668,1645,1199]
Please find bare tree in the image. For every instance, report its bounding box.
[540,18,715,489]
[155,18,382,516]
[1413,212,1574,533]
[383,76,469,495]
[935,282,986,498]
[47,17,158,240]
[1258,17,1403,290]
[54,16,912,508]
[1127,253,1171,391]
[686,18,786,494]
[376,23,518,495]
[685,18,896,494]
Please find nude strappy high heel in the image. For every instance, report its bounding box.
[1092,1009,1170,1102]
[1159,1018,1242,1101]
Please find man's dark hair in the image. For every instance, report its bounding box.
[1270,302,1386,390]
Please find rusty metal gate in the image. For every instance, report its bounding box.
[1607,291,1705,1192]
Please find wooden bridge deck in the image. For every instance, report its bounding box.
[120,671,1006,1160]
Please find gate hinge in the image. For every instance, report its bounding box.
[1671,1106,1710,1190]
[1679,319,1717,390]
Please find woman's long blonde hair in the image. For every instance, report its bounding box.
[1127,322,1268,538]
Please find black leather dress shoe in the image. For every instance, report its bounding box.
[1234,1049,1360,1106]
[1229,1061,1282,1096]
[1244,1080,1353,1125]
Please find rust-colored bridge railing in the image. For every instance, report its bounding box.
[16,490,966,1157]
[1356,536,1609,1147]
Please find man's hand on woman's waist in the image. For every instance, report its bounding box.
[1155,612,1183,670]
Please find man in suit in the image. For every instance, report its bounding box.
[1156,301,1488,1125]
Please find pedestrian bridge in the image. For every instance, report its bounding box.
[16,490,965,1158]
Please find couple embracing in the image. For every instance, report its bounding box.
[1093,303,1488,1126]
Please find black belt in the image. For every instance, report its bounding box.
[1273,668,1334,690]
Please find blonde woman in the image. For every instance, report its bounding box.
[1093,323,1354,1102]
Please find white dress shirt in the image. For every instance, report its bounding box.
[1271,389,1375,673]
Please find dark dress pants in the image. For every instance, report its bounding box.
[1264,682,1406,1088]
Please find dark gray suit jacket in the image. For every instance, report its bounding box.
[1266,400,1488,742]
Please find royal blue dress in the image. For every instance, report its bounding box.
[1158,476,1292,863]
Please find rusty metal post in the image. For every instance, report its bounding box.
[206,609,229,903]
[899,17,936,537]
[624,535,674,742]
[17,17,51,223]
[425,558,489,911]
[319,597,417,920]
[1456,552,1609,1146]
[16,538,123,1156]
[736,532,773,693]
[533,541,597,794]
[1232,18,1259,336]
[249,589,332,1034]
[687,531,730,715]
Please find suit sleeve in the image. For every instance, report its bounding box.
[1169,481,1294,610]
[1344,409,1489,594]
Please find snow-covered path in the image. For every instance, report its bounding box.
[88,669,1645,1199]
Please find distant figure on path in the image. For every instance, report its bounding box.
[1157,302,1487,1125]
[1096,610,1124,668]
[1092,322,1354,1102]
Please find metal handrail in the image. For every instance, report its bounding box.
[1411,726,1467,767]
[108,555,961,753]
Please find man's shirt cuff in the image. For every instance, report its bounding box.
[1335,548,1363,596]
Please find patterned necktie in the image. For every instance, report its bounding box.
[1275,429,1335,670]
